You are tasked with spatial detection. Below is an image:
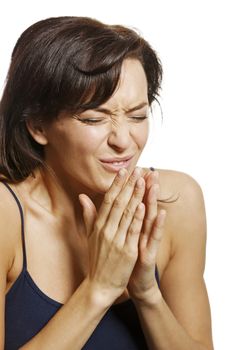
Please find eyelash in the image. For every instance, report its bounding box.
[78,116,148,125]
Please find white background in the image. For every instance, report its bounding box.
[0,1,232,348]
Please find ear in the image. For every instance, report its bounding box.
[26,119,48,146]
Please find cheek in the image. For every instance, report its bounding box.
[45,124,105,163]
[132,122,149,148]
[74,127,106,155]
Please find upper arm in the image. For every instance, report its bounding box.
[0,184,19,349]
[160,172,214,349]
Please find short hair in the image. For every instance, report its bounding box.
[0,16,162,182]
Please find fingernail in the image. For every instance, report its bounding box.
[118,168,127,177]
[133,167,142,177]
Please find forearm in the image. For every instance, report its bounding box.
[134,291,211,350]
[19,279,111,350]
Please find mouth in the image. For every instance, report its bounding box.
[99,156,134,173]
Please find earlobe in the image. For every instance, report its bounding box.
[26,119,48,145]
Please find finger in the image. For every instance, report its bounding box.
[142,169,152,182]
[95,168,128,228]
[124,202,145,249]
[142,184,160,238]
[113,177,145,246]
[146,209,166,255]
[79,194,97,237]
[145,170,159,191]
[103,169,144,240]
[142,170,158,205]
[96,167,142,237]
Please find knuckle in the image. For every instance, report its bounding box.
[125,246,137,260]
[127,176,136,187]
[113,174,122,186]
[113,197,124,209]
[113,240,123,252]
[94,221,102,233]
[134,208,144,221]
[154,228,163,242]
[99,228,111,242]
[103,193,113,205]
[123,207,133,220]
[134,212,143,222]
[128,226,136,235]
[155,236,162,243]
[134,186,144,198]
[127,168,141,186]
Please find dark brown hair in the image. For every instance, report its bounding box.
[0,16,162,182]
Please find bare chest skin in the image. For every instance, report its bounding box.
[6,169,173,305]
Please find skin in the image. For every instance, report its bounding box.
[0,59,214,349]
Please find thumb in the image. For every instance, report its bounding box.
[79,194,97,237]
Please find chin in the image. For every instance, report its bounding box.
[97,170,136,194]
[97,178,115,194]
[87,163,137,195]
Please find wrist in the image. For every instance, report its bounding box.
[131,286,163,308]
[82,278,118,309]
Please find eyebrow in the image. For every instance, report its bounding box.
[93,102,149,114]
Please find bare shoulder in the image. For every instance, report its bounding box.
[153,172,213,350]
[154,169,207,274]
[0,182,22,347]
[0,182,21,275]
[0,182,22,348]
[158,168,206,235]
[157,168,204,201]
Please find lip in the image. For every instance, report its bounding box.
[99,155,134,173]
[100,155,133,163]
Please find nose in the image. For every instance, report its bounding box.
[107,119,132,151]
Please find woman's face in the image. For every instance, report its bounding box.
[42,59,149,194]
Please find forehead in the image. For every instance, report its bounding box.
[100,59,148,111]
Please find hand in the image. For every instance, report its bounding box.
[79,168,146,306]
[127,169,166,303]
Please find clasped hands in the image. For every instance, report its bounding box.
[79,168,166,306]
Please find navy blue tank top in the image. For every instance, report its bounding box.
[3,181,160,350]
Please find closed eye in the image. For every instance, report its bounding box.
[79,119,103,124]
[129,116,148,122]
[73,114,148,125]
[72,115,105,125]
[79,116,148,124]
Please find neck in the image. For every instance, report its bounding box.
[26,167,104,228]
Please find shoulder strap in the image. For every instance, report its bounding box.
[1,182,27,269]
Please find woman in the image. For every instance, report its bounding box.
[0,16,213,349]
